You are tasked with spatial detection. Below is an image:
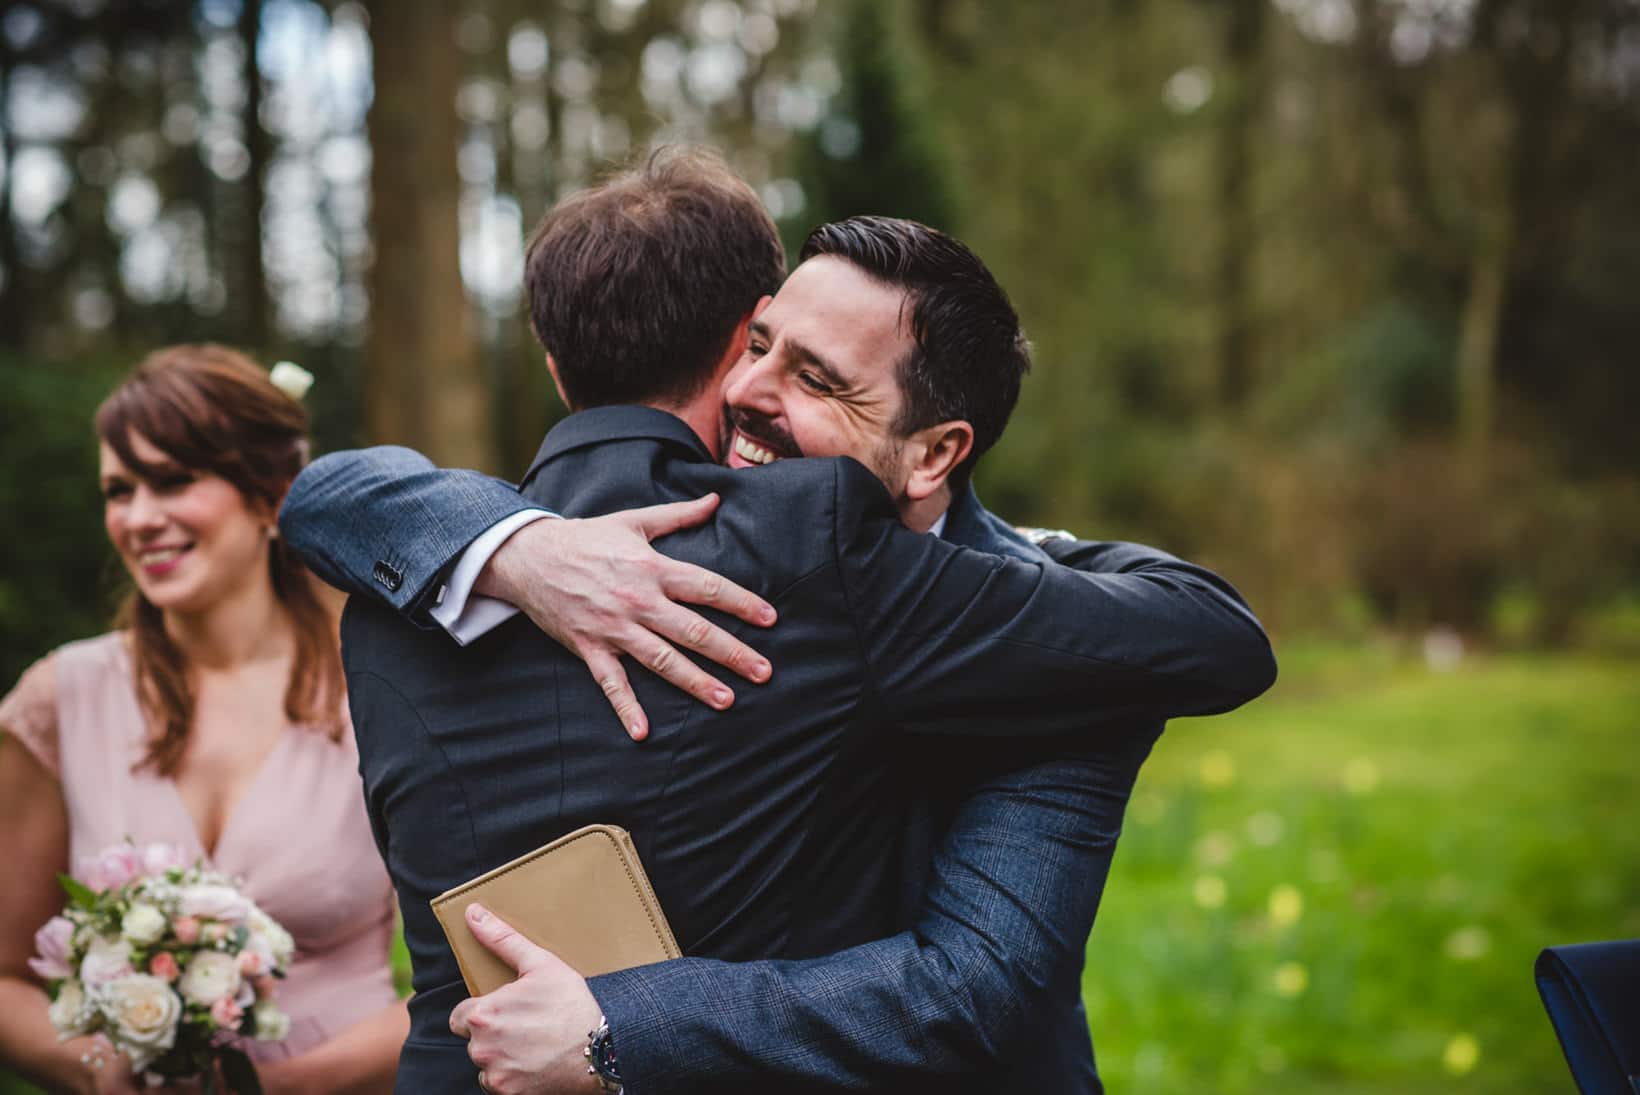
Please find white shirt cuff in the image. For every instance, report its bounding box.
[429,509,555,646]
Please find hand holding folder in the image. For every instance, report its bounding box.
[431,824,682,996]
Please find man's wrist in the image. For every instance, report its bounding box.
[474,511,563,603]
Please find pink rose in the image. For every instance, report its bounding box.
[77,844,145,892]
[140,843,189,877]
[209,995,244,1030]
[178,885,249,924]
[172,917,201,945]
[148,952,180,982]
[28,916,74,980]
[80,936,134,986]
[237,951,264,977]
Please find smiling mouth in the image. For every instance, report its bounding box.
[725,409,801,468]
[732,433,782,465]
[136,544,192,573]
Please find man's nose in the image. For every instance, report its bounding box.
[724,354,781,416]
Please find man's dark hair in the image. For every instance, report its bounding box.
[525,147,786,409]
[798,216,1030,485]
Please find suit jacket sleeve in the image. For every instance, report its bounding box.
[828,460,1277,734]
[277,445,539,619]
[588,737,1152,1093]
[584,514,1277,1091]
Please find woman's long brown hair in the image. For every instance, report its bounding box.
[94,344,343,776]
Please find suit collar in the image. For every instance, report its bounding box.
[522,405,713,486]
[941,483,995,549]
[942,482,1047,562]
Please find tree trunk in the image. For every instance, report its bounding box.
[1455,209,1512,471]
[364,0,494,471]
[238,0,270,348]
[0,54,24,348]
[1215,0,1265,409]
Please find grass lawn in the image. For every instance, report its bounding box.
[6,642,1634,1092]
[1081,641,1640,1092]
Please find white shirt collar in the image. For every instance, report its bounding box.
[927,510,949,538]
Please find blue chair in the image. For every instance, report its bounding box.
[1536,940,1640,1094]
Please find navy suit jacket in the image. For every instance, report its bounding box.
[280,407,1276,1093]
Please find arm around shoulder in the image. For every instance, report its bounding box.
[1040,534,1278,708]
[831,461,1277,736]
[278,445,544,618]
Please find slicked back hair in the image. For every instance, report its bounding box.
[524,147,787,409]
[798,216,1030,485]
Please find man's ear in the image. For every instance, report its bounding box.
[903,420,975,503]
[544,354,573,411]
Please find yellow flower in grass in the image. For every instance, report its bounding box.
[1444,1033,1480,1075]
[1199,750,1235,789]
[1268,884,1304,928]
[1271,961,1309,997]
[1194,830,1235,868]
[1344,758,1380,794]
[1443,925,1492,961]
[1192,874,1227,910]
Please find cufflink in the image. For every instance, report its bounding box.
[372,561,404,592]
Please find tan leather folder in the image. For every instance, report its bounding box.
[430,824,682,996]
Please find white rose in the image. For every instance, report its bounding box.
[268,361,314,401]
[177,950,241,1006]
[248,909,295,969]
[251,999,291,1042]
[80,936,134,987]
[101,974,180,1073]
[47,979,95,1038]
[121,904,168,946]
[177,884,249,924]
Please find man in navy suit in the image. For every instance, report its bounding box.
[281,150,1276,1093]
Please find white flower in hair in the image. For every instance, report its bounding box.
[268,361,314,401]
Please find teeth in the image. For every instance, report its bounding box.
[734,434,779,465]
[139,547,186,565]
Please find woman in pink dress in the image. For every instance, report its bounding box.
[0,345,407,1093]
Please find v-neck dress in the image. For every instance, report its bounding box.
[0,633,399,1064]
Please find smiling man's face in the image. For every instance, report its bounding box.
[720,255,918,495]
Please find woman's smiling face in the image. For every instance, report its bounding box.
[100,430,272,615]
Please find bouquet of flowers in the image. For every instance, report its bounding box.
[30,842,295,1094]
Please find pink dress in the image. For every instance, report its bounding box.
[0,633,399,1064]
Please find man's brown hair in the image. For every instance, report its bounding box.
[524,147,786,409]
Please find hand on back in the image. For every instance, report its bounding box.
[478,493,776,740]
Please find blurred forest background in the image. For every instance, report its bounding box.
[1,0,1636,1092]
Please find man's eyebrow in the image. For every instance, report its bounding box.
[783,334,849,388]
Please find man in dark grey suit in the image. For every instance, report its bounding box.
[281,151,1276,1093]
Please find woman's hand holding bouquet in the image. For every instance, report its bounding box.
[30,842,294,1094]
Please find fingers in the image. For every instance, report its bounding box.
[450,998,474,1039]
[465,903,549,975]
[584,649,648,741]
[627,627,738,711]
[627,493,720,540]
[648,601,771,687]
[662,559,777,629]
